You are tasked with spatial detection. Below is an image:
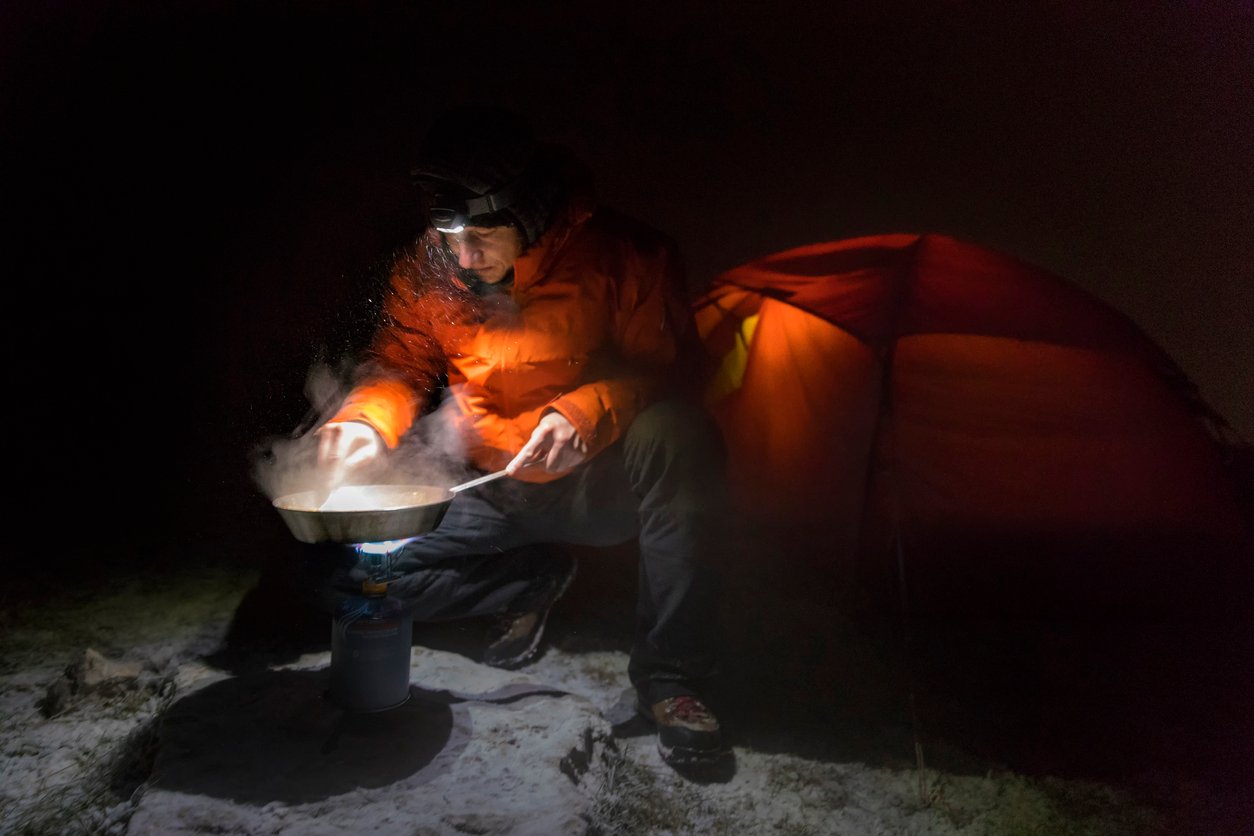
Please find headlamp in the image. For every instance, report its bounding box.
[427,182,519,234]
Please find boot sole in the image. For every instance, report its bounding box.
[657,739,729,767]
[635,699,727,766]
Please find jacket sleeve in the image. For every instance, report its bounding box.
[547,238,698,458]
[329,270,449,448]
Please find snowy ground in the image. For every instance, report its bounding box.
[2,540,1251,835]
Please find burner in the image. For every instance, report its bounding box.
[328,541,414,712]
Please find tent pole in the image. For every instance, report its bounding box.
[886,417,953,813]
[874,358,934,802]
[892,505,931,803]
[880,237,940,806]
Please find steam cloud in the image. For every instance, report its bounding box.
[252,362,469,503]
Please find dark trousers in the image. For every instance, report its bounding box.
[326,399,728,703]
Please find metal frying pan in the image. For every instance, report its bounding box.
[272,470,507,545]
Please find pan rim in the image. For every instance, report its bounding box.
[272,483,454,513]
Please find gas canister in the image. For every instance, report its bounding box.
[329,579,413,712]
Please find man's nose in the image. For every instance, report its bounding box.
[454,240,483,269]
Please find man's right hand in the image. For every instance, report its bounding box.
[316,420,384,470]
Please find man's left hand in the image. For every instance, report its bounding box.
[507,411,589,476]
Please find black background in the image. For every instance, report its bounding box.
[7,1,1253,572]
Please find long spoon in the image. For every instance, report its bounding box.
[448,469,510,493]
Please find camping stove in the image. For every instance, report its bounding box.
[328,540,414,713]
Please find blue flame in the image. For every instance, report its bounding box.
[353,538,415,583]
[355,538,415,555]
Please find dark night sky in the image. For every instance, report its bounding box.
[6,1,1252,566]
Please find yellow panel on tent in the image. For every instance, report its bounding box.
[705,297,880,561]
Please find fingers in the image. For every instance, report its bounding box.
[343,440,379,468]
[316,421,382,470]
[545,434,574,471]
[506,422,552,475]
[508,419,558,476]
[520,413,589,473]
[316,424,342,465]
[549,434,589,471]
[505,438,540,476]
[507,413,594,477]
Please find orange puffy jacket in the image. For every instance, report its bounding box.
[329,195,702,483]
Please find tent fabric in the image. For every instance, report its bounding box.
[694,233,1252,617]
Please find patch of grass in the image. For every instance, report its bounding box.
[584,742,713,835]
[962,773,1164,836]
[2,706,166,835]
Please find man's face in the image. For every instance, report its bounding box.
[444,225,524,284]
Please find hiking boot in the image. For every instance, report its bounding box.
[482,556,577,669]
[639,694,725,766]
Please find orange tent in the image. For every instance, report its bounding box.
[694,234,1252,619]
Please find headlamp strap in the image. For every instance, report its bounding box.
[463,182,517,217]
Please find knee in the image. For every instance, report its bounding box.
[622,399,727,494]
[626,400,725,461]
